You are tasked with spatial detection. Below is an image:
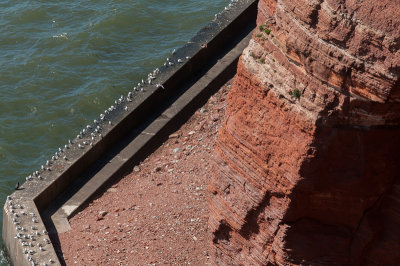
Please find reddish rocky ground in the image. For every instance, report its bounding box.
[58,80,232,265]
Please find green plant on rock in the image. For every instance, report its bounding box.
[260,58,265,64]
[292,88,301,99]
[259,24,271,33]
[265,29,271,35]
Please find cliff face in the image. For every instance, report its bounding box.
[209,0,400,265]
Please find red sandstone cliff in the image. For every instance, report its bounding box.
[209,0,400,265]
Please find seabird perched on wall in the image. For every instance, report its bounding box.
[156,84,165,89]
[15,182,21,190]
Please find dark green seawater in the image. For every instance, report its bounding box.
[0,0,231,263]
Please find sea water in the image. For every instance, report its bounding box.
[0,0,230,263]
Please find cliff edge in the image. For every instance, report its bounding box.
[209,0,400,264]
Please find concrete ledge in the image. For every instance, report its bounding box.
[2,1,257,265]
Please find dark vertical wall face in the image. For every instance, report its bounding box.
[283,126,400,264]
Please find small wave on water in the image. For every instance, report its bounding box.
[52,32,68,39]
[0,0,231,264]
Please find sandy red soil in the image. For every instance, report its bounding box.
[58,80,232,265]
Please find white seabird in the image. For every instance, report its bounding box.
[156,84,165,89]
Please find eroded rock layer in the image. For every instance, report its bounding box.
[209,0,400,264]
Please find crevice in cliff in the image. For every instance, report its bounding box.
[315,93,340,126]
[309,0,323,29]
[348,188,388,263]
[213,220,233,244]
[239,192,284,240]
